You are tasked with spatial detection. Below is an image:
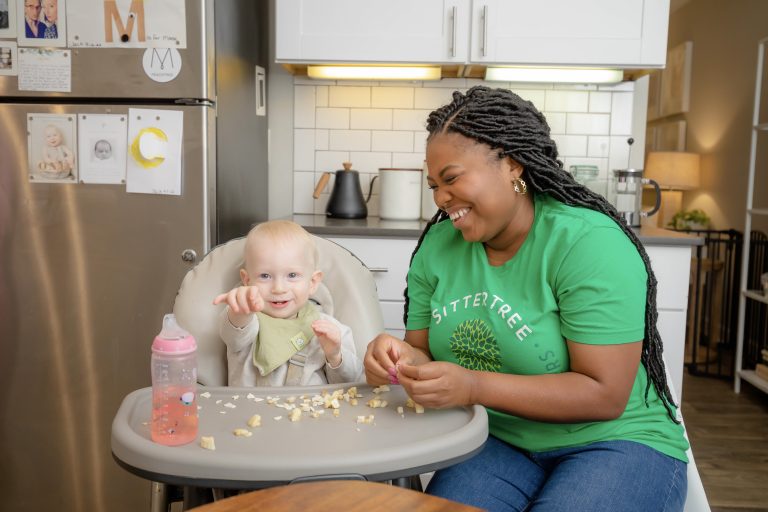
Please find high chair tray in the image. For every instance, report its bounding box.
[111,383,488,488]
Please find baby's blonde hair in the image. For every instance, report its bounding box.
[244,220,318,269]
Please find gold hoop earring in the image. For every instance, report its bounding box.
[513,177,528,195]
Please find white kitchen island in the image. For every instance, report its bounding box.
[295,215,702,401]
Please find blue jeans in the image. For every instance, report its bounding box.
[426,435,687,512]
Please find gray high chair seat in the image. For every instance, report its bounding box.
[152,234,385,510]
[173,234,384,386]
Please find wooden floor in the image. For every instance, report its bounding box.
[681,372,768,511]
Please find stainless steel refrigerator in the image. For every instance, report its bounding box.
[0,1,268,510]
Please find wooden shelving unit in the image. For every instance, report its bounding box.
[734,37,768,394]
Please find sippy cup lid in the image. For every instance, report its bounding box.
[152,314,197,355]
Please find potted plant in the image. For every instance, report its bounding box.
[667,209,711,230]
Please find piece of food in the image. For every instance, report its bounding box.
[233,428,252,437]
[289,408,302,422]
[200,436,216,450]
[247,414,261,427]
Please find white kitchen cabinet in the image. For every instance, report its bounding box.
[276,0,469,64]
[645,244,694,400]
[276,0,669,68]
[471,0,669,68]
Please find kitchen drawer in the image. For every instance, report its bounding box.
[326,237,418,301]
[381,300,406,331]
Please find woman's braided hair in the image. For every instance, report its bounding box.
[405,85,678,421]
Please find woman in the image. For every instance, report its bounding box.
[364,86,689,512]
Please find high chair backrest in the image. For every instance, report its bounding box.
[172,235,385,386]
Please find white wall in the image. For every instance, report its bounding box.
[270,76,643,217]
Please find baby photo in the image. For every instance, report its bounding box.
[27,113,78,183]
[77,113,127,184]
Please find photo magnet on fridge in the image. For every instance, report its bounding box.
[78,113,128,184]
[17,0,67,47]
[0,0,17,38]
[27,113,78,183]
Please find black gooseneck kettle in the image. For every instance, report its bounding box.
[312,162,373,219]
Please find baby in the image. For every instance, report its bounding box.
[39,124,75,178]
[213,220,363,387]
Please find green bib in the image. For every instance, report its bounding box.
[252,304,320,376]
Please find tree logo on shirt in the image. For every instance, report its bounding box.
[449,319,502,371]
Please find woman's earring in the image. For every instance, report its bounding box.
[513,177,528,195]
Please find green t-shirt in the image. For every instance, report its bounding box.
[406,193,689,462]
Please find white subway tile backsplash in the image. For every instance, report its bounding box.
[315,129,329,150]
[329,86,371,108]
[414,131,429,153]
[290,78,639,214]
[349,152,392,173]
[294,86,316,128]
[316,86,329,108]
[372,131,414,152]
[393,109,431,131]
[316,150,350,172]
[294,129,316,171]
[350,109,393,130]
[372,87,414,108]
[552,134,588,156]
[587,136,610,158]
[430,78,468,89]
[545,112,567,134]
[293,171,317,214]
[566,113,610,135]
[392,153,426,168]
[545,90,589,112]
[589,92,612,113]
[329,130,371,151]
[610,93,633,135]
[415,88,454,110]
[316,108,350,129]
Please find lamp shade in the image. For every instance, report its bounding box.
[644,151,701,190]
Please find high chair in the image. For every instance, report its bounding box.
[153,234,385,511]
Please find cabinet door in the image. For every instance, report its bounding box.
[276,0,469,64]
[471,0,669,68]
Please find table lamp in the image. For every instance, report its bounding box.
[644,151,701,228]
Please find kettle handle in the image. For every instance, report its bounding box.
[366,175,378,203]
[641,178,662,218]
[312,172,331,199]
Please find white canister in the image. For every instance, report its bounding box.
[378,168,422,220]
[421,160,438,220]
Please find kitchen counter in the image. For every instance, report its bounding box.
[293,214,703,246]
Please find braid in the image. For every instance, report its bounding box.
[407,85,678,422]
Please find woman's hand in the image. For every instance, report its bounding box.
[397,361,477,409]
[364,333,416,386]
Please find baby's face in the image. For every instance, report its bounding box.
[94,142,111,160]
[45,127,61,147]
[243,237,319,319]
